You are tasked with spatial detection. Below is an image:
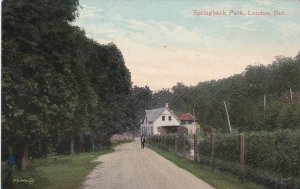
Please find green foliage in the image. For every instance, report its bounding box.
[151,88,173,109]
[151,147,268,189]
[1,147,114,189]
[150,53,300,132]
[245,130,300,178]
[198,130,300,189]
[2,0,81,167]
[1,0,133,170]
[129,86,153,130]
[148,134,190,152]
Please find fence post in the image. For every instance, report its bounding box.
[239,133,245,179]
[183,135,186,158]
[163,135,165,149]
[167,135,169,150]
[160,135,162,147]
[174,135,177,152]
[198,136,200,162]
[193,134,198,162]
[165,135,167,149]
[210,132,216,165]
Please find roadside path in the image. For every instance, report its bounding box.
[82,138,214,189]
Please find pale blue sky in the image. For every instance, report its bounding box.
[75,0,300,90]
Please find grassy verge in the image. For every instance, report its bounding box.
[151,146,269,189]
[2,146,116,189]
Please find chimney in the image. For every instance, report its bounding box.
[165,103,169,108]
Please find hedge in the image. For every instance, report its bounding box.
[148,134,190,152]
[198,129,300,189]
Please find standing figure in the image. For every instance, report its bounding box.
[141,136,146,149]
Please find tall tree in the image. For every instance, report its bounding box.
[1,0,81,166]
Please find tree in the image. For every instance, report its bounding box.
[151,88,173,109]
[127,86,153,131]
[1,0,82,166]
[155,53,300,132]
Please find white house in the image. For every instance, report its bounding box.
[140,103,181,136]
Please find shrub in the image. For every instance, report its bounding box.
[198,129,300,189]
[148,134,190,151]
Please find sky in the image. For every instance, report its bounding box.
[75,0,300,90]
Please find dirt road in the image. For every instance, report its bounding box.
[82,138,214,189]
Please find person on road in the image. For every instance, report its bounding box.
[141,135,146,149]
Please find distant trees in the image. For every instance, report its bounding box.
[150,53,300,132]
[151,88,173,109]
[139,53,300,133]
[127,86,153,132]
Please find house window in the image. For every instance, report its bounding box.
[168,116,172,121]
[162,116,165,121]
[149,121,153,124]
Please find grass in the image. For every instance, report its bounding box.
[2,146,116,189]
[151,146,269,189]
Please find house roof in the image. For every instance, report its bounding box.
[145,108,165,122]
[177,113,196,121]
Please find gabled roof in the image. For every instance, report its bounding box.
[177,113,196,121]
[145,108,165,122]
[143,104,181,124]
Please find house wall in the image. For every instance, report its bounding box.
[184,124,196,135]
[141,115,150,136]
[153,109,180,135]
[140,124,154,136]
[140,109,181,136]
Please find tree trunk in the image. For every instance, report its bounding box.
[70,129,75,155]
[79,133,83,153]
[91,136,95,151]
[8,145,13,157]
[21,145,29,170]
[16,144,29,170]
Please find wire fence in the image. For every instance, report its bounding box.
[148,134,191,159]
[148,130,300,189]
